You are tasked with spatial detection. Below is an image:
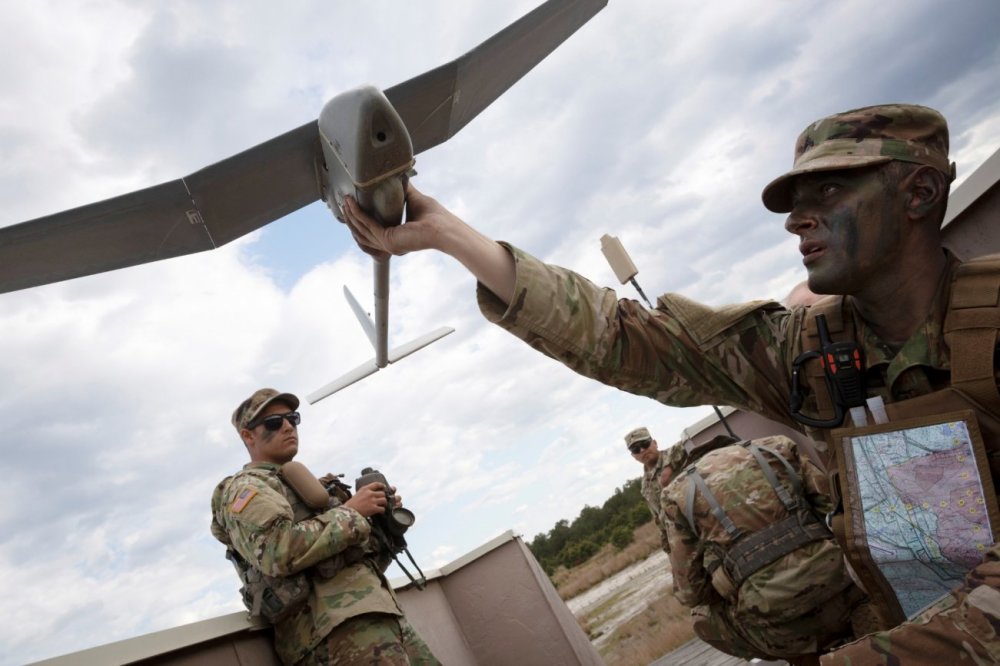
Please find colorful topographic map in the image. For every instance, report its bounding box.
[848,420,994,618]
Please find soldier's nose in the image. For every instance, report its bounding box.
[785,211,817,236]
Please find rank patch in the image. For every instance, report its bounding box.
[231,487,258,513]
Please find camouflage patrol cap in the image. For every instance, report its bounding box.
[624,427,652,447]
[232,388,300,432]
[762,103,956,213]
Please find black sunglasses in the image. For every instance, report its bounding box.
[251,411,301,431]
[628,440,652,455]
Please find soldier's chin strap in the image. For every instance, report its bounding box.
[789,314,867,428]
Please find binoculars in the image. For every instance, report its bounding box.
[355,467,416,544]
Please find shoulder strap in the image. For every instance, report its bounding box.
[684,467,743,540]
[746,442,803,512]
[682,443,830,588]
[234,466,316,522]
[944,254,1000,414]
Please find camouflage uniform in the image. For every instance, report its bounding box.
[625,426,672,550]
[475,105,1000,662]
[212,464,437,665]
[660,435,863,660]
[640,450,670,550]
[213,389,439,665]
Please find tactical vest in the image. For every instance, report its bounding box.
[798,254,1000,627]
[219,466,361,624]
[799,253,1000,475]
[682,440,831,596]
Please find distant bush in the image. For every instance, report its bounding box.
[560,539,599,567]
[630,503,653,527]
[553,521,664,600]
[529,477,647,573]
[610,525,633,550]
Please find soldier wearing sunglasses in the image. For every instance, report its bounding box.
[210,388,440,666]
[625,427,672,553]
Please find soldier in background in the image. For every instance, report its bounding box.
[659,435,866,665]
[629,425,741,552]
[210,388,439,666]
[625,427,671,551]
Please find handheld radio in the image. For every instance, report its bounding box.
[789,314,866,428]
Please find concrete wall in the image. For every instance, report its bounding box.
[398,536,602,666]
[394,572,478,664]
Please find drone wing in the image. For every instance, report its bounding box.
[0,122,321,294]
[0,0,606,294]
[386,0,607,155]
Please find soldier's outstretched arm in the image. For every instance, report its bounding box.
[343,185,516,304]
[346,184,797,423]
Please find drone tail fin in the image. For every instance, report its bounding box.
[343,285,377,349]
[306,287,454,404]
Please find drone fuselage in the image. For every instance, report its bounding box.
[317,86,416,369]
[318,85,414,231]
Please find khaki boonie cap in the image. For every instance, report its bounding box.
[625,427,652,447]
[762,103,956,213]
[232,388,300,431]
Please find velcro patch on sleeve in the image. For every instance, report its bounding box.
[231,487,258,514]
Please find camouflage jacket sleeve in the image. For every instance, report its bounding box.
[642,453,671,552]
[477,245,809,430]
[213,470,371,577]
[652,507,670,553]
[661,482,711,607]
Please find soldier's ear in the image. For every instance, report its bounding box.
[904,166,948,221]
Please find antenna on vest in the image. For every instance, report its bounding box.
[600,234,653,308]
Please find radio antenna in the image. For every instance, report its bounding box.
[600,234,653,308]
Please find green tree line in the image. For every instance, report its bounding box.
[527,476,652,574]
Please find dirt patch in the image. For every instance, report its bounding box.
[567,549,672,648]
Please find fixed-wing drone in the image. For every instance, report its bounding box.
[0,0,606,403]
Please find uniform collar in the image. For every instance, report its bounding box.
[849,250,957,389]
[244,461,282,472]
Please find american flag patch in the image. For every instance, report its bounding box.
[231,487,258,513]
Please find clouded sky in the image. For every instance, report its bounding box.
[2,1,999,663]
